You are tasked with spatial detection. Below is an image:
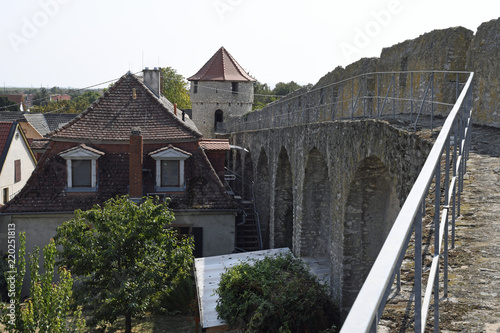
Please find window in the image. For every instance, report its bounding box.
[3,188,9,204]
[149,146,191,191]
[214,109,223,131]
[161,160,180,187]
[194,81,198,94]
[232,82,239,94]
[14,160,21,183]
[71,160,91,187]
[59,145,104,192]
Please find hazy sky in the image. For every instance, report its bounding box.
[1,0,499,89]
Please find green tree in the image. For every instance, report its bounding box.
[216,253,340,333]
[55,195,194,333]
[161,67,191,109]
[253,81,276,110]
[30,90,102,114]
[33,88,49,106]
[0,96,20,111]
[273,81,302,97]
[0,232,85,333]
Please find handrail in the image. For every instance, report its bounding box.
[224,167,264,251]
[228,70,468,133]
[340,72,473,332]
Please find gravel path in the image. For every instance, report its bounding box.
[439,125,500,332]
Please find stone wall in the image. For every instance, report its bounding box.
[228,18,500,130]
[230,120,432,308]
[467,18,500,127]
[190,80,253,138]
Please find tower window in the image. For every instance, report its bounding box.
[232,82,239,94]
[194,81,198,94]
[214,109,224,131]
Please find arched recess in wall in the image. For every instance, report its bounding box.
[214,109,223,131]
[301,148,331,258]
[342,156,399,312]
[274,147,294,251]
[255,148,270,248]
[243,150,254,199]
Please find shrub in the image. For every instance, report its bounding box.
[216,253,340,333]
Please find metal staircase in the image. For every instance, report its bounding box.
[224,168,263,252]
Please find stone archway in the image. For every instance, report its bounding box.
[255,148,271,248]
[274,147,294,251]
[301,148,331,257]
[342,156,399,312]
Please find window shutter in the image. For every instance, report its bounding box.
[14,160,21,183]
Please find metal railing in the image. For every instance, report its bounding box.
[224,167,263,251]
[340,72,474,332]
[227,71,471,133]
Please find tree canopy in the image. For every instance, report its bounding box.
[253,81,304,110]
[216,253,340,332]
[30,90,101,114]
[0,96,20,111]
[161,67,191,109]
[55,195,194,333]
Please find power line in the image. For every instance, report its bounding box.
[0,74,133,111]
[0,70,289,112]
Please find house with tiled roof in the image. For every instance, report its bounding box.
[0,122,37,205]
[0,69,237,260]
[0,94,25,111]
[188,47,255,138]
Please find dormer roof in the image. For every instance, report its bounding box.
[188,47,256,82]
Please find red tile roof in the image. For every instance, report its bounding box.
[49,73,202,142]
[0,142,238,213]
[0,122,14,157]
[188,47,256,82]
[0,94,24,105]
[200,139,231,151]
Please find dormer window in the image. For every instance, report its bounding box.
[149,145,191,191]
[59,144,105,192]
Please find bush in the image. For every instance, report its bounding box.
[216,253,340,333]
[0,254,9,302]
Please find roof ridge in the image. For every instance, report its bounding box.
[134,74,202,138]
[188,46,255,82]
[223,47,250,81]
[221,46,227,80]
[46,73,128,138]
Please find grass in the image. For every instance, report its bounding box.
[0,310,200,333]
[86,313,199,333]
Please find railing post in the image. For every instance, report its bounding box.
[376,73,380,119]
[410,72,414,123]
[351,77,354,120]
[433,163,441,333]
[431,72,435,132]
[415,202,423,333]
[363,74,367,118]
[392,73,396,119]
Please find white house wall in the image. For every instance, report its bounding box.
[0,126,36,203]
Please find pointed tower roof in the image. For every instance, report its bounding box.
[188,47,255,82]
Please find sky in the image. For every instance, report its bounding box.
[1,0,499,90]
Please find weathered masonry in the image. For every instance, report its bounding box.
[229,120,432,310]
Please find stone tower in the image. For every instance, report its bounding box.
[188,47,255,138]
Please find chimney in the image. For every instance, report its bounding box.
[143,67,161,97]
[129,127,143,201]
[174,103,177,116]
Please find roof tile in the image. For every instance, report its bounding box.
[188,47,255,82]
